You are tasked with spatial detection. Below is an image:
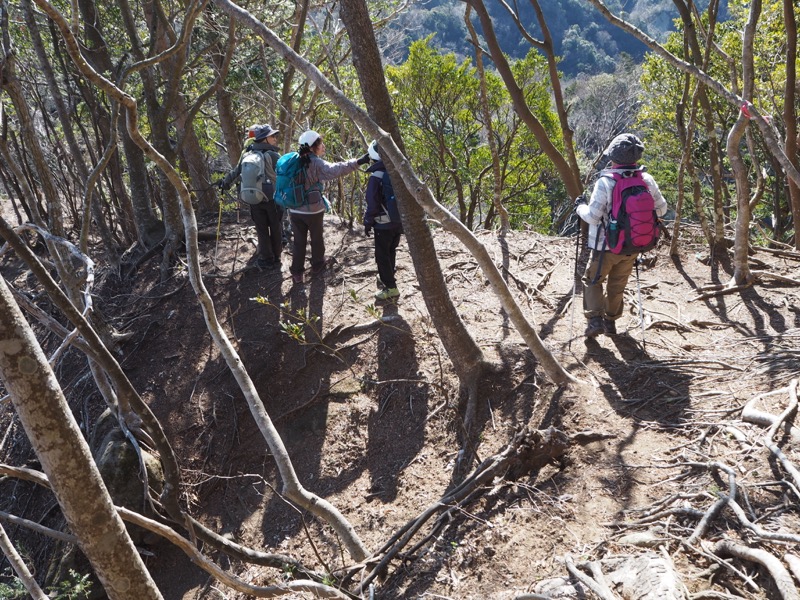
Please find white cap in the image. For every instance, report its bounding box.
[368,140,381,161]
[299,130,321,148]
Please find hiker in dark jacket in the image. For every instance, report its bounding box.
[576,133,667,338]
[289,129,370,284]
[220,124,282,269]
[363,141,403,300]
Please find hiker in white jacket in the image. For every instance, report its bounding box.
[576,133,668,338]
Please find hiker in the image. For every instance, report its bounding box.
[220,124,282,269]
[288,130,370,284]
[363,141,404,300]
[575,133,668,338]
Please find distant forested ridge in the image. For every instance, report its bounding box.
[391,0,729,76]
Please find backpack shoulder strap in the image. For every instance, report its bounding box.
[260,150,277,181]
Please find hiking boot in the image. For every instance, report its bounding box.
[311,256,335,275]
[375,287,400,301]
[291,272,303,285]
[584,316,604,338]
[603,319,617,335]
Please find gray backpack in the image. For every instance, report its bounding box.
[240,151,271,205]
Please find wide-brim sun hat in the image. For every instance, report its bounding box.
[254,124,279,141]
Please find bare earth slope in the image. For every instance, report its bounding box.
[2,210,799,599]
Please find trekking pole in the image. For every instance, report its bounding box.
[568,199,584,352]
[214,195,224,266]
[634,256,646,351]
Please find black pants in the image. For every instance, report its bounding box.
[374,228,402,288]
[250,200,282,261]
[290,211,325,275]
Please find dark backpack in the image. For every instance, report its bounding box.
[372,170,402,226]
[274,152,322,209]
[239,151,272,205]
[604,169,659,254]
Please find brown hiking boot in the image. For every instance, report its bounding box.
[584,317,604,338]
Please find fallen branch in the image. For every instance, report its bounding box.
[119,508,350,599]
[726,499,800,544]
[0,463,328,584]
[751,270,800,286]
[689,279,753,302]
[685,461,736,545]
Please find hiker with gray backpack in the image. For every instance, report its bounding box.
[363,141,404,300]
[575,133,668,338]
[219,124,283,269]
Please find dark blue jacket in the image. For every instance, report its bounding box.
[364,160,402,231]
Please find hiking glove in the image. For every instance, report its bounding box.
[364,225,372,237]
[574,194,586,211]
[356,153,370,165]
[216,180,228,192]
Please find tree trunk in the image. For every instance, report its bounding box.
[0,523,48,599]
[174,93,215,214]
[727,0,762,286]
[784,0,800,249]
[21,0,119,256]
[465,0,582,200]
[77,0,164,250]
[213,28,243,166]
[526,0,583,183]
[671,0,727,253]
[0,277,163,600]
[464,6,508,234]
[277,0,310,142]
[0,57,65,238]
[338,0,488,386]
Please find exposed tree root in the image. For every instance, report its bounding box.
[0,463,330,587]
[690,268,800,302]
[349,426,570,595]
[713,540,799,600]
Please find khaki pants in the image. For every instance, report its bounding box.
[581,250,637,320]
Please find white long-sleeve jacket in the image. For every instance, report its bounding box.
[577,168,668,251]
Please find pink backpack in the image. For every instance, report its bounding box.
[604,169,660,254]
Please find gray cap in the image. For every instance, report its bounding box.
[254,124,279,141]
[606,133,644,165]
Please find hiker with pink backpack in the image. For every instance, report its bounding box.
[575,133,668,339]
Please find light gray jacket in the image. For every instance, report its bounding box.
[290,154,362,214]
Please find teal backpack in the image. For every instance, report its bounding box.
[274,152,322,209]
